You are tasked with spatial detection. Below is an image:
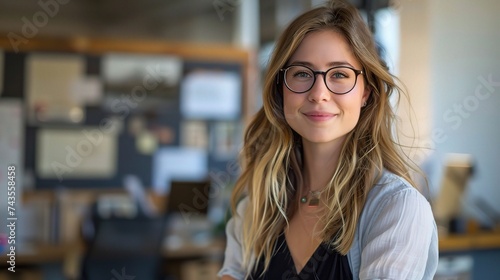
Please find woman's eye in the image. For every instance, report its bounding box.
[293,71,312,78]
[331,71,348,79]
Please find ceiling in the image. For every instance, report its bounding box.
[0,0,273,45]
[0,0,389,46]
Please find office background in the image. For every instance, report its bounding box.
[0,0,499,279]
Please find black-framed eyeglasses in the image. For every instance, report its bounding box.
[279,65,364,95]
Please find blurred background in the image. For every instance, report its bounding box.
[0,0,499,279]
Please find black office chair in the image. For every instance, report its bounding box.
[80,212,167,280]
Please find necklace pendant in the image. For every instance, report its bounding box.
[300,196,308,203]
[308,197,320,207]
[308,191,320,207]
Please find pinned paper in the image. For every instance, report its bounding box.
[181,120,208,149]
[154,126,175,145]
[70,76,103,106]
[136,131,158,155]
[211,121,242,160]
[26,54,86,124]
[180,71,241,119]
[36,127,118,179]
[102,53,182,88]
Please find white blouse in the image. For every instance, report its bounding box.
[218,170,439,280]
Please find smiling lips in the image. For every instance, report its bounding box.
[303,111,338,122]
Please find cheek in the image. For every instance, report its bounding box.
[283,91,303,124]
[349,107,362,122]
[336,95,363,118]
[283,91,300,112]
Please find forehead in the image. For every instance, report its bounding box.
[288,30,360,68]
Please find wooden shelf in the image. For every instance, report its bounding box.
[0,34,254,120]
[0,35,248,61]
[439,231,500,252]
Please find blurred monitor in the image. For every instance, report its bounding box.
[166,180,211,216]
[433,154,474,232]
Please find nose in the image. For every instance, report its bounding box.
[308,73,331,103]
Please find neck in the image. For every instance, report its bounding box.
[301,139,344,192]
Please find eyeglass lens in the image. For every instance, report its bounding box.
[284,65,359,94]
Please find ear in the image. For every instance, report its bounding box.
[361,86,371,107]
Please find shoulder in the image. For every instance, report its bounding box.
[359,170,434,234]
[362,170,431,218]
[348,170,439,279]
[217,197,250,279]
[368,169,425,202]
[227,197,249,240]
[236,197,250,215]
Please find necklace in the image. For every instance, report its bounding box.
[300,190,322,207]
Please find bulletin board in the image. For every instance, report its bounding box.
[1,44,246,190]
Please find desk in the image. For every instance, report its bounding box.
[0,238,225,280]
[0,238,225,264]
[0,242,88,266]
[5,231,500,264]
[439,231,500,252]
[438,231,500,280]
[163,238,225,259]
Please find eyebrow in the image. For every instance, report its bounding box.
[289,60,356,68]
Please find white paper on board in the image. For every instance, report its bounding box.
[25,54,86,123]
[180,71,241,119]
[102,53,182,87]
[70,76,103,106]
[36,127,118,180]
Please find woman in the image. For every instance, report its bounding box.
[219,0,438,279]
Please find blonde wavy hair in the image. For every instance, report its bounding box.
[230,0,418,276]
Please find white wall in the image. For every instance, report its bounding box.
[398,0,433,184]
[399,0,500,223]
[429,0,500,223]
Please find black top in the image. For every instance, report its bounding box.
[249,233,352,280]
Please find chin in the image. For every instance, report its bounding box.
[302,134,344,144]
